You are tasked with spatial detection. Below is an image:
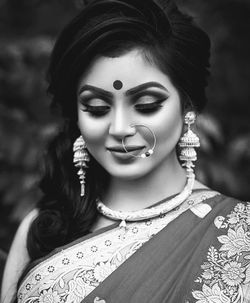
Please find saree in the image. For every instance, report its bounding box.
[17,190,250,303]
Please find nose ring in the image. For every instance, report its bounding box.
[122,124,157,158]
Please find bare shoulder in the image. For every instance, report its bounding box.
[194,179,210,190]
[1,209,39,303]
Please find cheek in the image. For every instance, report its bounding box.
[77,110,108,144]
[154,102,183,148]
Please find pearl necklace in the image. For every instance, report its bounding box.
[96,174,195,228]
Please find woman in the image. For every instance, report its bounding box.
[2,0,250,302]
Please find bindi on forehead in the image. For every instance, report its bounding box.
[113,80,123,90]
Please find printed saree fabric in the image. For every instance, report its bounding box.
[17,190,250,303]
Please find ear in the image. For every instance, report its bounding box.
[183,98,194,114]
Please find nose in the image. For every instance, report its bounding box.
[108,107,135,139]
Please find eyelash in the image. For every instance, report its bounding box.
[81,99,165,117]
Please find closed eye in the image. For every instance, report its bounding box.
[79,93,168,117]
[81,104,110,117]
[135,98,166,114]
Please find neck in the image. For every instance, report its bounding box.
[101,154,187,212]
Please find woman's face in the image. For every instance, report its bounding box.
[77,49,183,180]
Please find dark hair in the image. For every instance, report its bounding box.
[27,0,211,260]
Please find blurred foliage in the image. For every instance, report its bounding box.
[0,37,59,251]
[0,0,250,253]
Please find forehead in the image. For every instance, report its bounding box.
[77,49,176,92]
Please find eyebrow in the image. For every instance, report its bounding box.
[125,82,169,96]
[78,85,113,99]
[78,81,169,99]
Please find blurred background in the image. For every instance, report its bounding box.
[0,0,250,280]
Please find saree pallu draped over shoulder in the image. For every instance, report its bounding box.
[17,191,250,303]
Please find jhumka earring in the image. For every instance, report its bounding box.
[73,135,90,197]
[178,111,200,177]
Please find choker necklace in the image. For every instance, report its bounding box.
[96,173,195,229]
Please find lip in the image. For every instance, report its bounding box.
[106,145,145,153]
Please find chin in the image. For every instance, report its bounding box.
[104,163,153,181]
